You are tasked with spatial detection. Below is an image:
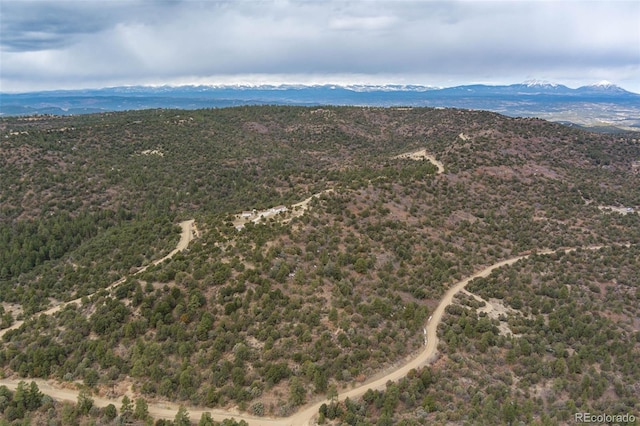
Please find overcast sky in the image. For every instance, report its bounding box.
[1,0,639,93]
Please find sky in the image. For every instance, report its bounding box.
[1,0,639,93]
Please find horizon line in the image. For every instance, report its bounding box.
[2,80,637,96]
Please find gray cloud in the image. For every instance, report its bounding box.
[1,0,638,92]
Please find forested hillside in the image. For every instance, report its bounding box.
[0,106,638,425]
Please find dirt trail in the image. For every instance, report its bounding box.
[393,149,445,174]
[0,230,624,424]
[284,189,334,223]
[151,219,196,266]
[0,220,196,339]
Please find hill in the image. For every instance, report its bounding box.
[0,106,638,425]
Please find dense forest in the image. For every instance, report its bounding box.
[0,106,638,425]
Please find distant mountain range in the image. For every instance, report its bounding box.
[2,82,639,130]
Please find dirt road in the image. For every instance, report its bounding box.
[151,219,196,266]
[0,376,290,426]
[0,242,624,424]
[0,220,196,339]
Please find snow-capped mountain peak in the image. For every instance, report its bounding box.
[577,81,628,94]
[522,79,559,88]
[344,84,437,92]
[593,80,615,88]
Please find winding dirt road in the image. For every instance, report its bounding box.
[0,220,196,339]
[152,219,197,266]
[2,241,624,424]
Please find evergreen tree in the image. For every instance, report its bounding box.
[199,412,215,426]
[134,397,149,420]
[77,389,94,415]
[120,395,133,421]
[174,405,190,426]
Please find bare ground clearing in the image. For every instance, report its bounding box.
[392,148,445,174]
[598,205,637,215]
[461,289,522,337]
[233,189,334,230]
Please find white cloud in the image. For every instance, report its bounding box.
[1,0,639,93]
[328,15,398,31]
